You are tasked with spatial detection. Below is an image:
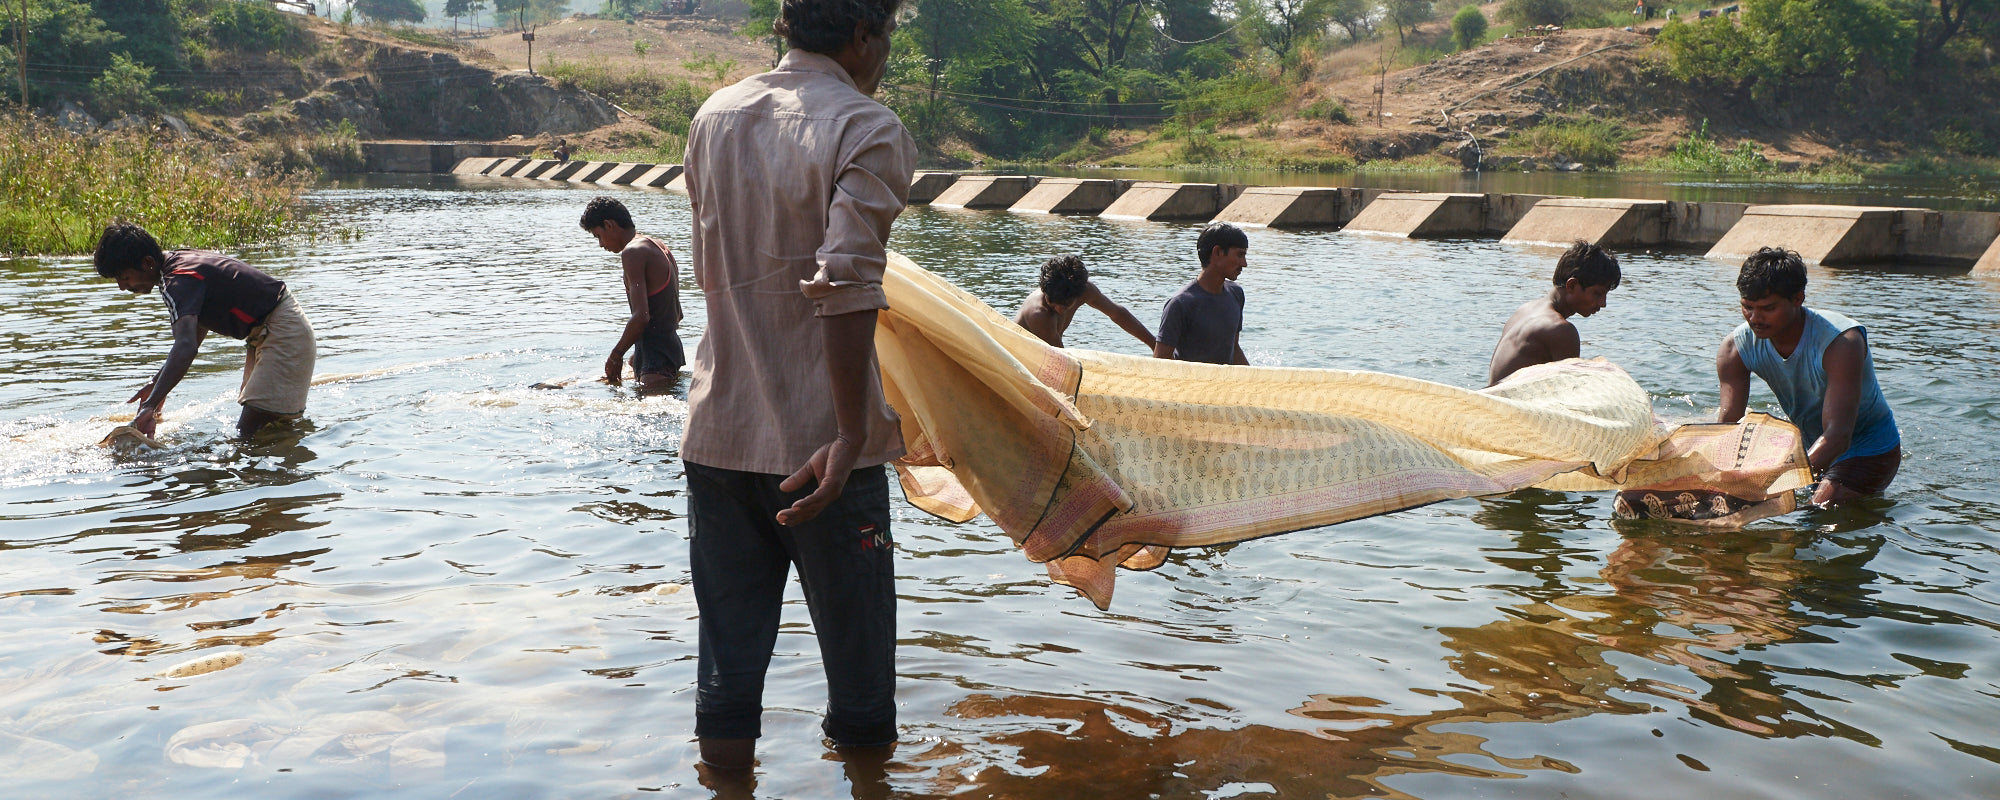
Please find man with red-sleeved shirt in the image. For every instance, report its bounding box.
[94,221,317,440]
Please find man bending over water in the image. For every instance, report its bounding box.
[1716,247,1899,507]
[582,196,684,393]
[1014,254,1157,350]
[95,221,317,439]
[1153,222,1249,365]
[1486,240,1619,386]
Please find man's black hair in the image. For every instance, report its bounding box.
[93,221,165,279]
[1553,240,1620,289]
[1737,246,1807,300]
[777,0,902,56]
[580,196,634,231]
[1039,254,1089,306]
[1196,222,1248,267]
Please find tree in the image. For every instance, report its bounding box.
[494,0,569,31]
[445,0,487,32]
[1451,3,1488,50]
[1387,0,1435,43]
[355,0,426,24]
[1326,0,1375,42]
[900,0,1034,143]
[1657,0,1915,101]
[1236,0,1334,66]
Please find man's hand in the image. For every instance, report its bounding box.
[132,407,159,437]
[604,352,626,386]
[128,380,156,405]
[777,435,859,526]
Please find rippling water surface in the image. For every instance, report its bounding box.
[3,174,1997,798]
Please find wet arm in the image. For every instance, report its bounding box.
[1084,285,1156,349]
[1808,330,1867,474]
[136,316,205,427]
[1716,335,1750,423]
[606,252,652,383]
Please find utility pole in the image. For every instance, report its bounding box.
[17,0,27,117]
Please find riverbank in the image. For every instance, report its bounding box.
[0,116,312,256]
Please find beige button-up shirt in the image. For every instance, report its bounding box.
[680,49,916,475]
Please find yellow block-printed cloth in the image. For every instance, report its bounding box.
[875,254,1810,608]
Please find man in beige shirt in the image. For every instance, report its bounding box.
[678,0,913,773]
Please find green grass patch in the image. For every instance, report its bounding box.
[1516,117,1631,168]
[0,115,308,256]
[1356,153,1462,172]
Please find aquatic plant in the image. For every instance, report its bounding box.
[0,115,306,256]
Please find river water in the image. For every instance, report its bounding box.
[3,174,1997,798]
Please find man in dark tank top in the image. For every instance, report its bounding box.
[581,196,684,394]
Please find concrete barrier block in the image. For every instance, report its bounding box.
[450,157,500,175]
[1342,193,1488,237]
[908,172,959,204]
[1213,187,1368,229]
[664,172,688,193]
[1903,210,2000,265]
[1100,182,1239,222]
[931,175,1037,209]
[1501,198,1668,247]
[494,158,533,177]
[1663,201,1749,247]
[634,164,683,187]
[1706,205,1917,266]
[567,162,620,182]
[520,160,561,179]
[596,163,657,184]
[1977,234,2000,274]
[546,161,592,180]
[1010,178,1128,215]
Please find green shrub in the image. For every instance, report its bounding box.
[0,114,307,255]
[1301,97,1353,125]
[1523,117,1629,167]
[199,0,314,55]
[1451,5,1489,51]
[1640,120,1776,173]
[90,53,161,118]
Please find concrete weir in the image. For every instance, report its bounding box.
[563,162,621,182]
[1503,198,1670,247]
[931,175,1037,209]
[589,163,657,184]
[633,164,683,188]
[1706,205,2000,266]
[1100,182,1244,222]
[450,157,505,175]
[907,172,959,204]
[1212,187,1389,229]
[1343,193,1556,238]
[1010,178,1128,215]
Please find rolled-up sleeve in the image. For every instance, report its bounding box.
[801,120,916,317]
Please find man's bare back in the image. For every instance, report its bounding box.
[1014,280,1157,351]
[1487,297,1580,386]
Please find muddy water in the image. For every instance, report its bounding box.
[3,174,1997,798]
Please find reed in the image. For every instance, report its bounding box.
[0,115,308,256]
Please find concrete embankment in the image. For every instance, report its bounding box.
[448,159,2000,269]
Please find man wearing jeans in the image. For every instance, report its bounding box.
[679,0,913,773]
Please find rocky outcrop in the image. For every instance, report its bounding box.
[286,46,616,140]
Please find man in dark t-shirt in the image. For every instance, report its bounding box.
[1153,222,1249,365]
[94,222,317,440]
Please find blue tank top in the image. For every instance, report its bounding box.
[1731,307,1899,461]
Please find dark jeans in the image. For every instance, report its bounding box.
[686,460,897,747]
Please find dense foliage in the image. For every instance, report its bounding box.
[1656,0,1999,105]
[2,0,317,116]
[0,114,308,255]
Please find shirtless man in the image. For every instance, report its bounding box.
[1486,241,1620,386]
[1716,247,1900,508]
[581,196,684,393]
[1013,254,1156,350]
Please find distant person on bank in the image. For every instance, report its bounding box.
[1716,247,1900,507]
[580,196,684,392]
[679,0,912,774]
[94,221,316,440]
[1153,222,1249,365]
[552,139,571,162]
[1014,254,1157,351]
[1486,240,1620,386]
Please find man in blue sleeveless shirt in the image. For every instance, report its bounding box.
[1715,247,1900,507]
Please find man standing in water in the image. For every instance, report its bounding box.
[679,0,912,773]
[1014,254,1157,350]
[94,221,316,440]
[1486,240,1620,386]
[580,196,683,392]
[1716,247,1900,507]
[1153,222,1249,365]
